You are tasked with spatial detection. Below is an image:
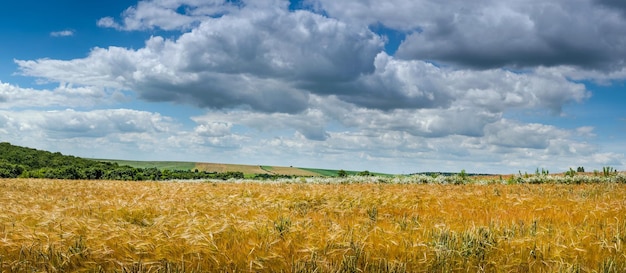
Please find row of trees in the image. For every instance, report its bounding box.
[0,142,246,181]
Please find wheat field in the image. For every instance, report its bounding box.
[1,178,625,272]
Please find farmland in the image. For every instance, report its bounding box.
[94,158,393,177]
[98,159,352,177]
[95,159,198,171]
[195,163,321,177]
[1,178,625,272]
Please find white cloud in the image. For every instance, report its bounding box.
[0,109,175,139]
[0,81,117,109]
[0,104,622,173]
[194,122,232,137]
[96,17,120,29]
[191,106,330,140]
[97,0,244,31]
[484,120,568,149]
[337,53,589,112]
[50,30,74,37]
[539,65,626,84]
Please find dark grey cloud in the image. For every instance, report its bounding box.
[134,73,310,114]
[395,1,626,70]
[595,0,626,14]
[311,0,626,71]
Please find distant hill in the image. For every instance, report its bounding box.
[0,142,391,179]
[0,142,117,178]
[0,143,241,180]
[99,159,391,177]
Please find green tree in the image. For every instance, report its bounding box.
[0,161,24,178]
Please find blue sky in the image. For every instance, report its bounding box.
[1,0,625,174]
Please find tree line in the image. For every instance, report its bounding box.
[0,142,247,180]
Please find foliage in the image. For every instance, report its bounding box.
[535,168,549,175]
[95,159,197,171]
[0,142,245,181]
[604,166,617,177]
[302,168,392,177]
[565,168,577,177]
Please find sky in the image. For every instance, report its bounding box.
[1,0,625,174]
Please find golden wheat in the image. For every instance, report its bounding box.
[0,179,625,272]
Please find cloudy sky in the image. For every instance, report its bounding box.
[1,0,625,174]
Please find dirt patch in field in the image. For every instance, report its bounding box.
[194,163,320,176]
[194,163,269,174]
[262,166,320,176]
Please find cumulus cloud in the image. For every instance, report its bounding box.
[333,53,589,112]
[19,6,383,114]
[0,81,114,109]
[192,106,330,141]
[311,0,626,71]
[484,120,569,149]
[97,0,240,31]
[194,122,232,137]
[0,109,175,139]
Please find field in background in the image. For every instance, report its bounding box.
[193,163,321,177]
[194,162,271,174]
[300,168,392,177]
[1,178,625,272]
[96,159,390,177]
[259,165,322,176]
[95,159,197,171]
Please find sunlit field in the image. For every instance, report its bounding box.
[1,178,625,272]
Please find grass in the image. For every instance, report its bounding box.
[95,159,197,171]
[301,168,393,177]
[1,178,625,272]
[301,168,348,176]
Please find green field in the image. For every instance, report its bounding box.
[302,168,393,177]
[94,159,197,171]
[96,159,392,177]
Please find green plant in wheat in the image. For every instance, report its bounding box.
[564,167,577,177]
[367,206,378,222]
[274,215,291,237]
[604,166,615,177]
